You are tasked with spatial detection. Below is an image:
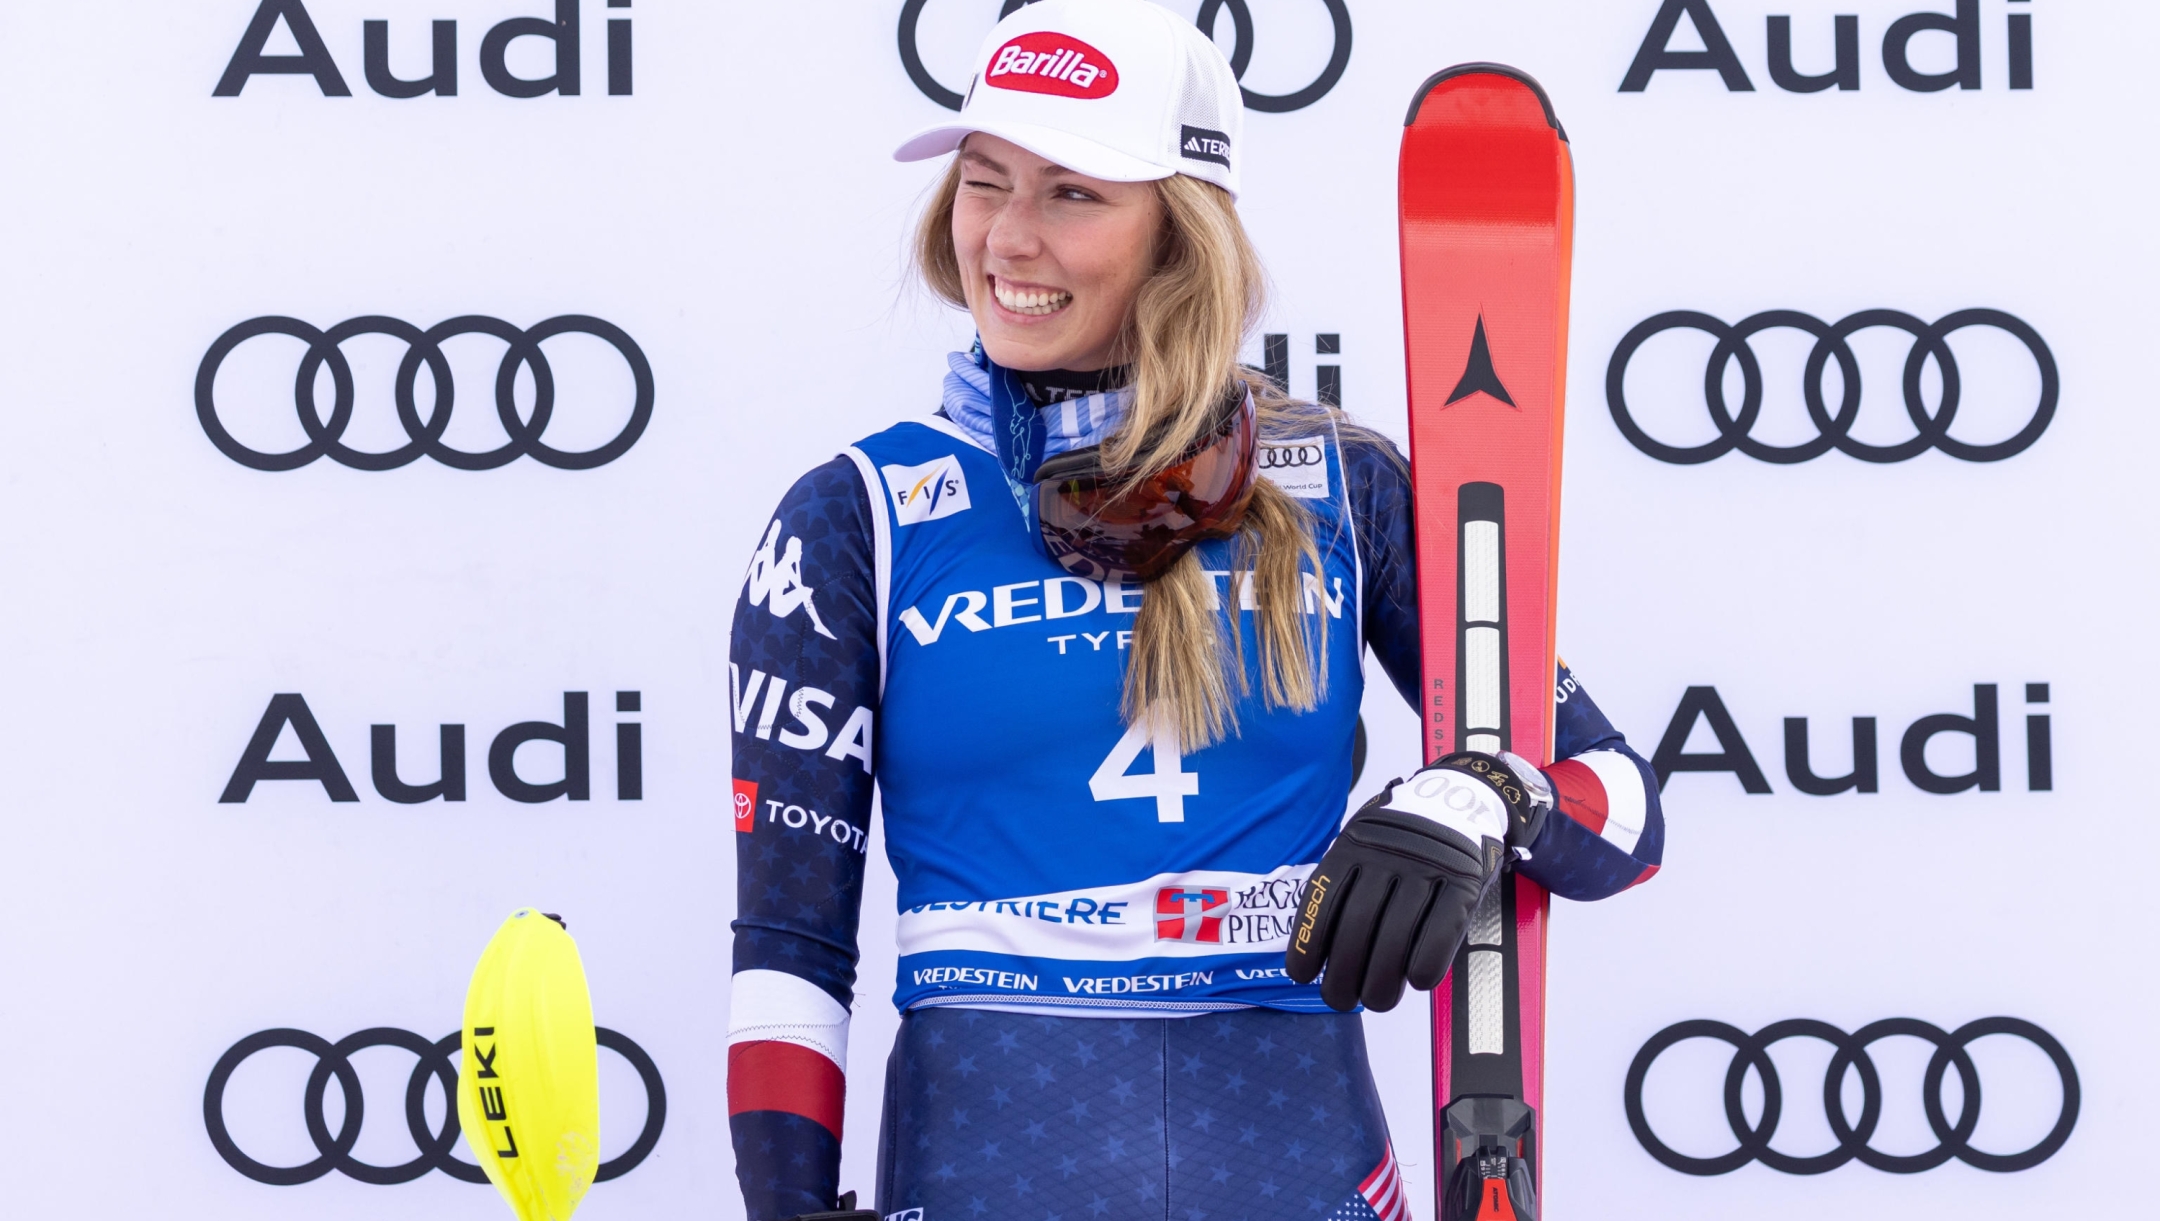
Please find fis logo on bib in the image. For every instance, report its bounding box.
[884,456,972,525]
[1180,125,1232,170]
[1257,437,1328,499]
[1155,887,1231,943]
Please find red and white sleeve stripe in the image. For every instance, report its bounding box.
[727,968,852,1140]
[1546,748,1650,856]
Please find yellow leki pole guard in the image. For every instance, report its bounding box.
[459,908,601,1221]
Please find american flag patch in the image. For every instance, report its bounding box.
[1328,1143,1411,1221]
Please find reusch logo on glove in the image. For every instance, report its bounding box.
[985,32,1119,99]
[1292,874,1328,954]
[1154,887,1229,942]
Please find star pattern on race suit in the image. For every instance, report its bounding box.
[731,456,881,1004]
[880,1007,1402,1221]
[729,456,883,1220]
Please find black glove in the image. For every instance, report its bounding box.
[780,1190,877,1221]
[1285,751,1552,1013]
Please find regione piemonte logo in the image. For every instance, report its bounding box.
[882,456,972,525]
[985,31,1118,99]
[1155,887,1230,943]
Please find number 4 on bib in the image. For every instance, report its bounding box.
[1089,720,1198,822]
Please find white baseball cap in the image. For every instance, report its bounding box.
[893,0,1245,198]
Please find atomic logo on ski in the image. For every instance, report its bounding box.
[1445,316,1517,408]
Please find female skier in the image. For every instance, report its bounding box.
[725,3,1662,1218]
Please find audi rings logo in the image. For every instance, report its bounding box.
[898,0,1351,113]
[196,315,655,471]
[204,1026,664,1185]
[1625,1017,2078,1176]
[1258,443,1323,470]
[1607,309,2057,464]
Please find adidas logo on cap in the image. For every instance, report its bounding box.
[1180,125,1232,170]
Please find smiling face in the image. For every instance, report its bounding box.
[950,133,1165,373]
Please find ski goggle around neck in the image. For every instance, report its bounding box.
[1030,388,1259,582]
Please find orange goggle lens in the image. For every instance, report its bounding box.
[1032,394,1258,582]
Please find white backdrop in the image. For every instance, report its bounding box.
[0,1,2150,1218]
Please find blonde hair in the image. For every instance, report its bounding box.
[917,164,1344,749]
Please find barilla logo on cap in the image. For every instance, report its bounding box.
[1180,125,1232,170]
[984,31,1118,99]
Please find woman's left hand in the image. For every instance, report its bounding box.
[1284,752,1551,1012]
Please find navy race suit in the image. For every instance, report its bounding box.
[726,405,1663,1219]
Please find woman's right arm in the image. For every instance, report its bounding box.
[727,456,882,1220]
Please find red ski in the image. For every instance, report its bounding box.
[1398,65,1575,1221]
